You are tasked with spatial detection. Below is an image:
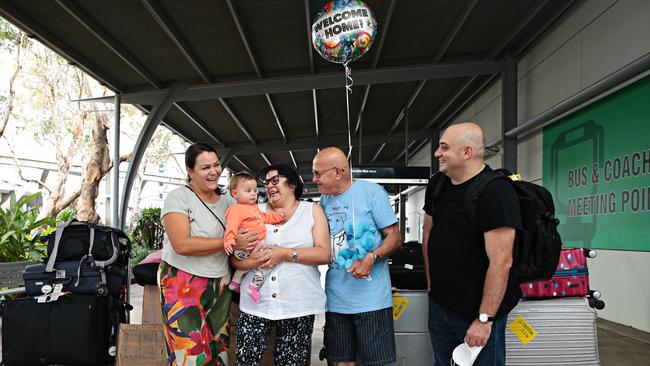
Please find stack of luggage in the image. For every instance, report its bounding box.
[1,220,132,366]
[506,247,604,365]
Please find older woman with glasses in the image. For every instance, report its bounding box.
[233,163,331,365]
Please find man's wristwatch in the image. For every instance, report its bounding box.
[290,248,298,263]
[369,250,380,264]
[478,312,494,324]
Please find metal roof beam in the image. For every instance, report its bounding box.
[174,103,225,146]
[226,0,287,143]
[55,0,161,89]
[260,153,272,166]
[218,99,256,144]
[396,1,552,163]
[305,0,319,138]
[394,73,498,162]
[514,0,575,56]
[369,0,477,161]
[226,0,261,78]
[141,0,211,84]
[0,1,123,91]
[353,0,396,134]
[233,156,252,174]
[79,60,501,105]
[488,0,549,59]
[421,76,477,131]
[230,131,411,155]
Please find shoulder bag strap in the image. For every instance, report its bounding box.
[45,219,76,272]
[185,185,226,230]
[465,171,507,230]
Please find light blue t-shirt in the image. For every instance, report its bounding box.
[320,180,397,313]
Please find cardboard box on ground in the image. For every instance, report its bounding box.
[119,285,306,365]
[116,324,167,366]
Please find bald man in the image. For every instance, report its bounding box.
[312,147,402,366]
[422,123,521,366]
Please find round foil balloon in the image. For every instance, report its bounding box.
[312,0,377,64]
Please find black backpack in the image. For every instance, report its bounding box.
[428,168,562,283]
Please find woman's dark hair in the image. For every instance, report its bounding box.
[258,163,304,200]
[185,142,223,195]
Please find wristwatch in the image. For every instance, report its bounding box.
[369,250,380,264]
[290,248,298,263]
[478,312,494,324]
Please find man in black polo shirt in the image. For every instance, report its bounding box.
[422,122,521,366]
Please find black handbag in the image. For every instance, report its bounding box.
[1,295,112,366]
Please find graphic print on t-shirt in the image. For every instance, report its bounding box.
[326,210,348,263]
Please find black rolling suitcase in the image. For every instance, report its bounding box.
[389,241,426,290]
[1,295,112,366]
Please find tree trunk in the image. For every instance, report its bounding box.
[40,79,84,219]
[76,83,111,223]
[0,32,24,138]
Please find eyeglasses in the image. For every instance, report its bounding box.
[261,174,284,186]
[312,167,339,179]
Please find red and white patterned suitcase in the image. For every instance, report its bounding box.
[520,248,595,299]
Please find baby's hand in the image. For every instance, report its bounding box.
[279,209,287,221]
[224,244,234,255]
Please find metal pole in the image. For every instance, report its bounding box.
[358,114,363,164]
[404,108,409,165]
[430,128,440,174]
[111,94,120,227]
[399,191,406,241]
[502,53,517,172]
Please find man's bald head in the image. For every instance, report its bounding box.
[435,122,487,182]
[314,147,350,170]
[444,122,485,161]
[312,147,351,195]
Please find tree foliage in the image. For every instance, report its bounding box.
[0,192,54,261]
[129,207,163,250]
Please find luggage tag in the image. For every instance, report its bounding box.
[46,283,65,303]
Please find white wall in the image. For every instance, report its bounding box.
[406,0,650,332]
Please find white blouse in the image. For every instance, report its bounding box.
[238,201,327,320]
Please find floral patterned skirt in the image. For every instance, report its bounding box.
[158,261,232,365]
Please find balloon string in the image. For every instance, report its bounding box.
[344,61,353,161]
[343,61,365,279]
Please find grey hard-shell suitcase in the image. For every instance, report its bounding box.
[506,297,599,365]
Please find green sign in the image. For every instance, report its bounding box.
[543,76,650,251]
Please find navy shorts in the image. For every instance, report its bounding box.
[324,307,396,366]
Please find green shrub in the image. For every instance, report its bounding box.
[129,207,164,250]
[131,244,154,266]
[0,192,55,262]
[41,207,78,236]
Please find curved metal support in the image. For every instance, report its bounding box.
[119,81,187,229]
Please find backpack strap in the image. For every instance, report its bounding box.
[464,170,509,230]
[427,172,449,219]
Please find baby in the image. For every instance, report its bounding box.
[224,172,285,302]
